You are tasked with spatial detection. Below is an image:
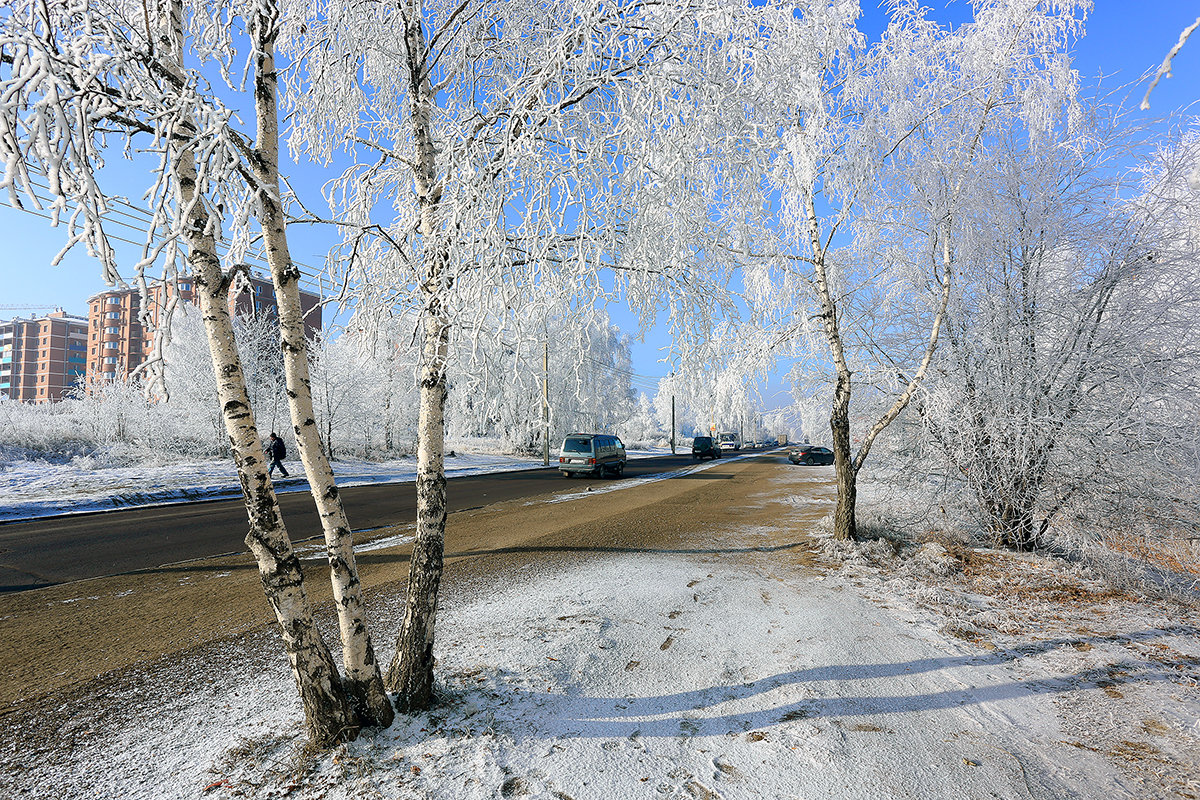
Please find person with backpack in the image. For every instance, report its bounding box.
[265,432,289,478]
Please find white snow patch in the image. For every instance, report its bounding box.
[0,448,684,523]
[0,452,549,523]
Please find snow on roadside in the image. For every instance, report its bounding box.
[0,453,527,523]
[814,529,1200,799]
[26,545,1191,799]
[242,553,1178,800]
[7,457,1194,800]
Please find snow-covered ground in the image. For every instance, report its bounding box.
[0,447,677,523]
[17,539,1198,800]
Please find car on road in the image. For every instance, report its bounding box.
[559,433,627,477]
[717,431,741,451]
[691,436,721,460]
[788,444,834,465]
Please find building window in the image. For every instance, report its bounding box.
[103,341,118,350]
[103,356,118,364]
[105,311,120,319]
[106,296,120,304]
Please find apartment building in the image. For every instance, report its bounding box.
[86,275,322,381]
[0,310,89,402]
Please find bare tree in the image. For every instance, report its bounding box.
[916,123,1200,550]
[246,2,394,727]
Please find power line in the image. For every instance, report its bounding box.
[1,179,330,297]
[580,354,665,386]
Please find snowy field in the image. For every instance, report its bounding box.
[0,447,676,523]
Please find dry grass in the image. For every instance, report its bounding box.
[1103,533,1200,577]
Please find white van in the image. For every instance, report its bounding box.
[717,431,741,451]
[558,433,627,477]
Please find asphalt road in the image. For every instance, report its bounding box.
[0,448,772,592]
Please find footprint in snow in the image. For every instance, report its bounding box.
[712,755,742,781]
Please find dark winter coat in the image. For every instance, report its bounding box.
[269,438,286,460]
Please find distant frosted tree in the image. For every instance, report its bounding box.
[308,329,382,458]
[619,393,662,446]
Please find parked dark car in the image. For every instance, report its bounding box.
[788,445,834,465]
[691,435,721,460]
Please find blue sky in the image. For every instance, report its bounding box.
[1,1,1197,400]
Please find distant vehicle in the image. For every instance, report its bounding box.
[691,436,721,460]
[558,433,627,477]
[717,431,741,451]
[788,445,834,465]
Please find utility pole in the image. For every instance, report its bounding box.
[670,395,676,454]
[542,340,550,466]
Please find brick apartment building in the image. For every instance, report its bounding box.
[86,274,322,382]
[0,310,89,402]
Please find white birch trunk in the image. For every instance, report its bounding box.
[249,3,394,729]
[385,3,450,710]
[387,300,450,710]
[157,0,354,745]
[805,190,859,541]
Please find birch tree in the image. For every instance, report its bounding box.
[736,0,1085,539]
[283,0,741,709]
[246,2,394,727]
[0,0,379,742]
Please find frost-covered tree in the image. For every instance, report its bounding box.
[308,328,384,458]
[620,393,662,446]
[913,124,1200,550]
[283,0,741,709]
[0,0,391,742]
[234,306,288,438]
[730,0,1085,540]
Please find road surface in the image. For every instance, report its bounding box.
[0,449,772,592]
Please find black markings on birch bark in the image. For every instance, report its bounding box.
[247,0,394,730]
[155,0,356,747]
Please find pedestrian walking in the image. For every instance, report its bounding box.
[265,432,289,478]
